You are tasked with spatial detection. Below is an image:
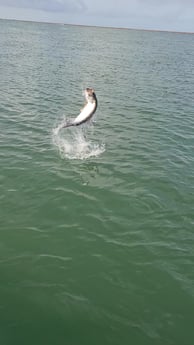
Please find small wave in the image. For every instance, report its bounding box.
[52,120,105,160]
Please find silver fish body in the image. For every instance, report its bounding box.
[62,88,97,128]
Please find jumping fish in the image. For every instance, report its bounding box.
[61,88,97,128]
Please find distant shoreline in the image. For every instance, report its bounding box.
[0,17,194,35]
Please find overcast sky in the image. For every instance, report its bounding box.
[0,0,194,32]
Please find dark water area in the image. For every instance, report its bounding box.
[0,19,194,345]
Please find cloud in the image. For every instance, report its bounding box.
[0,0,87,13]
[83,0,194,28]
[0,0,194,32]
[137,0,194,5]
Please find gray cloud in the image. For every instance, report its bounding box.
[83,0,194,26]
[84,0,194,15]
[0,0,87,13]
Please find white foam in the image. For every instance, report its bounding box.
[52,122,105,160]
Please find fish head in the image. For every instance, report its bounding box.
[85,88,96,103]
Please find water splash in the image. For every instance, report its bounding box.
[52,120,105,160]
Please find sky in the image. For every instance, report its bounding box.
[0,0,194,32]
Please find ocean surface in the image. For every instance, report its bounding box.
[0,19,194,345]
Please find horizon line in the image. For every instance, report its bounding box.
[0,17,194,35]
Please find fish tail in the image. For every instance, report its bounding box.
[61,121,74,129]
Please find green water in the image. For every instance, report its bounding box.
[1,19,194,345]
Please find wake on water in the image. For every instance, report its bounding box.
[52,118,105,160]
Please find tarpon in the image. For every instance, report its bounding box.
[62,88,97,128]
